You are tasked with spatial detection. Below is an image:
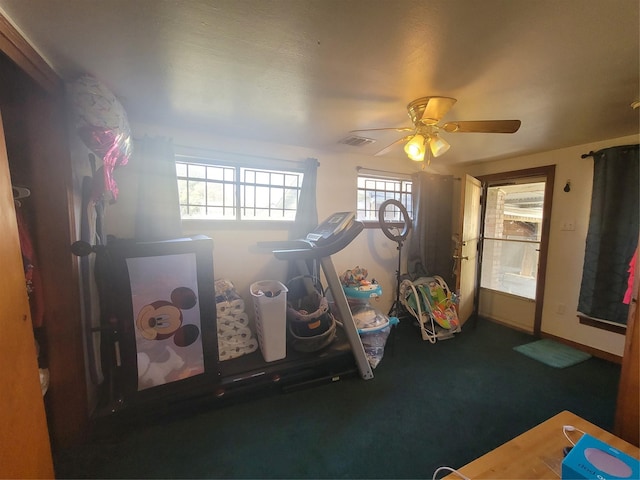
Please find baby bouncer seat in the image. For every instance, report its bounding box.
[399,276,461,343]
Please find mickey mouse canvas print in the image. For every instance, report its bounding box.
[126,253,205,390]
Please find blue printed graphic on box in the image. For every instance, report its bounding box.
[562,433,639,479]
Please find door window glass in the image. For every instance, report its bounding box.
[480,182,545,299]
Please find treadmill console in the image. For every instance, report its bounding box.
[306,211,355,245]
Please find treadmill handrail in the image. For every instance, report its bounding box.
[273,221,364,260]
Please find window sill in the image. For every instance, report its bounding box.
[361,220,382,229]
[577,314,627,335]
[181,219,295,231]
[361,220,410,229]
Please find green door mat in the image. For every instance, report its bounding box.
[513,339,592,368]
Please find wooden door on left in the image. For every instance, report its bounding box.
[0,109,53,478]
[454,174,481,326]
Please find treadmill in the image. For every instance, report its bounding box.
[216,212,374,395]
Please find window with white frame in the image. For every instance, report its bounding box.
[356,172,413,222]
[175,153,304,221]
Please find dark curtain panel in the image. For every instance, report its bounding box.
[288,158,319,240]
[578,144,639,325]
[133,136,183,241]
[287,158,319,280]
[407,172,454,287]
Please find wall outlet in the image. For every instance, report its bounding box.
[556,303,566,314]
[561,221,575,231]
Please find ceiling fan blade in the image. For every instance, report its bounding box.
[421,96,457,123]
[374,135,413,156]
[350,127,414,133]
[442,120,521,133]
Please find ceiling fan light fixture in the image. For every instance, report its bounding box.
[429,134,450,157]
[352,96,521,162]
[409,150,426,162]
[404,134,426,161]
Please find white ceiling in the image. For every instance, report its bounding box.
[0,0,638,166]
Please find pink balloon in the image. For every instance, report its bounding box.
[77,126,131,199]
[70,74,132,200]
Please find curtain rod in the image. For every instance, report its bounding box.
[357,166,412,178]
[173,144,315,167]
[582,144,639,159]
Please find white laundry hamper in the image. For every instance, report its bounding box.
[250,280,288,362]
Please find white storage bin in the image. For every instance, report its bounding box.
[250,280,288,362]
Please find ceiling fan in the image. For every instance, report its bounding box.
[350,96,521,164]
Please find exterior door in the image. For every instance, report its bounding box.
[477,166,555,334]
[454,174,482,325]
[0,110,54,478]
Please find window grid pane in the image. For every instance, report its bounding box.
[356,175,413,221]
[240,167,301,221]
[176,161,237,220]
[176,159,302,221]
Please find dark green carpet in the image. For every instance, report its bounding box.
[55,319,621,479]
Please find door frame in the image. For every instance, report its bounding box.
[1,14,88,449]
[476,165,555,335]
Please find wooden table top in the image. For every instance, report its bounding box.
[445,410,640,479]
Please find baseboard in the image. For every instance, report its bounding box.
[481,316,533,335]
[540,332,622,365]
